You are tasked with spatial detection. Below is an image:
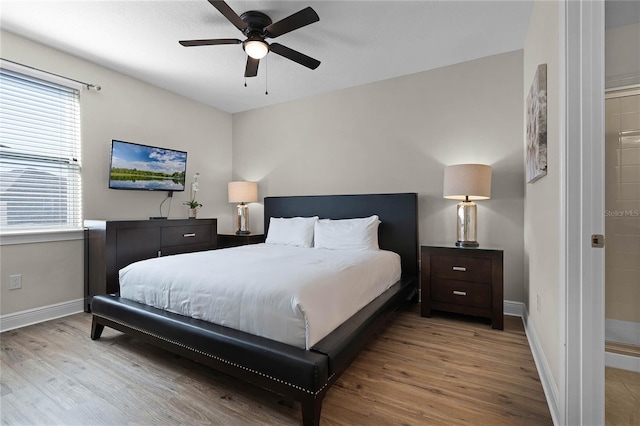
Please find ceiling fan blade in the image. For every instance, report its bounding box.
[264,7,319,38]
[208,0,248,32]
[270,43,320,70]
[179,38,242,47]
[245,57,259,77]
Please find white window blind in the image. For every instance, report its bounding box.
[0,67,82,233]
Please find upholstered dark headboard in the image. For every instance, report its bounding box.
[263,193,419,279]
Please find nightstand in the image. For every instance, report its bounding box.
[421,245,503,330]
[217,232,265,249]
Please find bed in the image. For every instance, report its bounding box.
[90,193,419,425]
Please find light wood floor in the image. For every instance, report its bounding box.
[606,367,640,426]
[605,341,640,426]
[1,304,552,425]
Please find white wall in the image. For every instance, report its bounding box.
[233,50,526,303]
[523,0,562,396]
[0,31,233,316]
[605,23,640,89]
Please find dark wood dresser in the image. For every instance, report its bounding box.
[421,245,503,329]
[84,218,217,312]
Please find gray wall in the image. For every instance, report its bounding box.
[605,23,640,88]
[0,33,526,317]
[233,50,526,302]
[0,31,233,316]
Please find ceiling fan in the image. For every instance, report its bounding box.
[179,0,321,78]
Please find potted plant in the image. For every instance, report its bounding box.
[183,199,203,218]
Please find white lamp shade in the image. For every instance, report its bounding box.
[244,40,269,59]
[443,164,492,200]
[228,181,258,203]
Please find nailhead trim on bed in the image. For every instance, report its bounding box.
[95,313,335,396]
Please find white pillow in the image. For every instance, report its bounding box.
[265,216,319,248]
[314,215,381,251]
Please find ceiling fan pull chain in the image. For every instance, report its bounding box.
[265,55,269,95]
[179,2,321,85]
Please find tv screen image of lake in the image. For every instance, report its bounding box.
[109,172,185,190]
[109,141,187,191]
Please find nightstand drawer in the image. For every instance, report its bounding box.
[161,225,213,247]
[217,233,265,249]
[431,255,492,283]
[431,278,491,308]
[421,245,503,329]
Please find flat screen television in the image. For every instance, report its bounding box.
[108,140,187,192]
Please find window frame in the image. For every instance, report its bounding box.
[0,61,84,243]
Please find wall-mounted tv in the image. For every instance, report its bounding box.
[109,140,187,192]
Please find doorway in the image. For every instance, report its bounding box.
[604,87,640,425]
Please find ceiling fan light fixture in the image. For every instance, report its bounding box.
[179,2,321,78]
[244,39,269,59]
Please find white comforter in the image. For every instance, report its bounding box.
[119,244,401,349]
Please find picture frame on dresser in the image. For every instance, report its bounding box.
[421,245,504,330]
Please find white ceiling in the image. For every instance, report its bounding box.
[0,0,538,114]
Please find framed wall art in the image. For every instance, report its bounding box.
[526,63,547,183]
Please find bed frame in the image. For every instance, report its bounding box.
[90,193,419,425]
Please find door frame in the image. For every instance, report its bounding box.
[561,0,605,424]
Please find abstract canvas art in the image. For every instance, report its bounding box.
[526,64,547,183]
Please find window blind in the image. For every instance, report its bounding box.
[0,67,82,232]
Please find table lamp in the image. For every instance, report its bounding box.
[228,181,258,235]
[443,164,492,247]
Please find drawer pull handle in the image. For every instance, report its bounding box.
[183,233,196,238]
[452,266,467,272]
[453,290,467,296]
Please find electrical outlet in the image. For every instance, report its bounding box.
[9,274,22,290]
[536,293,541,313]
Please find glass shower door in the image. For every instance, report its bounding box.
[605,91,640,355]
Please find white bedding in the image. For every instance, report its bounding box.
[119,244,401,349]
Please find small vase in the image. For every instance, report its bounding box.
[188,208,198,219]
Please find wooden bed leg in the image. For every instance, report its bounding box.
[90,317,104,340]
[301,395,322,426]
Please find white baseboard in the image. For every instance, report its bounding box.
[504,300,525,317]
[605,318,640,347]
[606,351,640,373]
[503,300,559,424]
[521,304,561,426]
[0,300,529,331]
[0,300,545,332]
[0,298,84,333]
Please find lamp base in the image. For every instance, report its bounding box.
[234,203,250,235]
[456,240,479,248]
[455,201,479,247]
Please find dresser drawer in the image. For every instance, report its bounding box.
[431,255,492,283]
[431,278,491,308]
[161,224,213,248]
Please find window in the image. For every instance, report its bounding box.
[0,67,82,233]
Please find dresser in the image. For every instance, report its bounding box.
[421,245,503,329]
[84,218,217,312]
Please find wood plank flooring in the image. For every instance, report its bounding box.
[1,304,552,425]
[606,367,640,426]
